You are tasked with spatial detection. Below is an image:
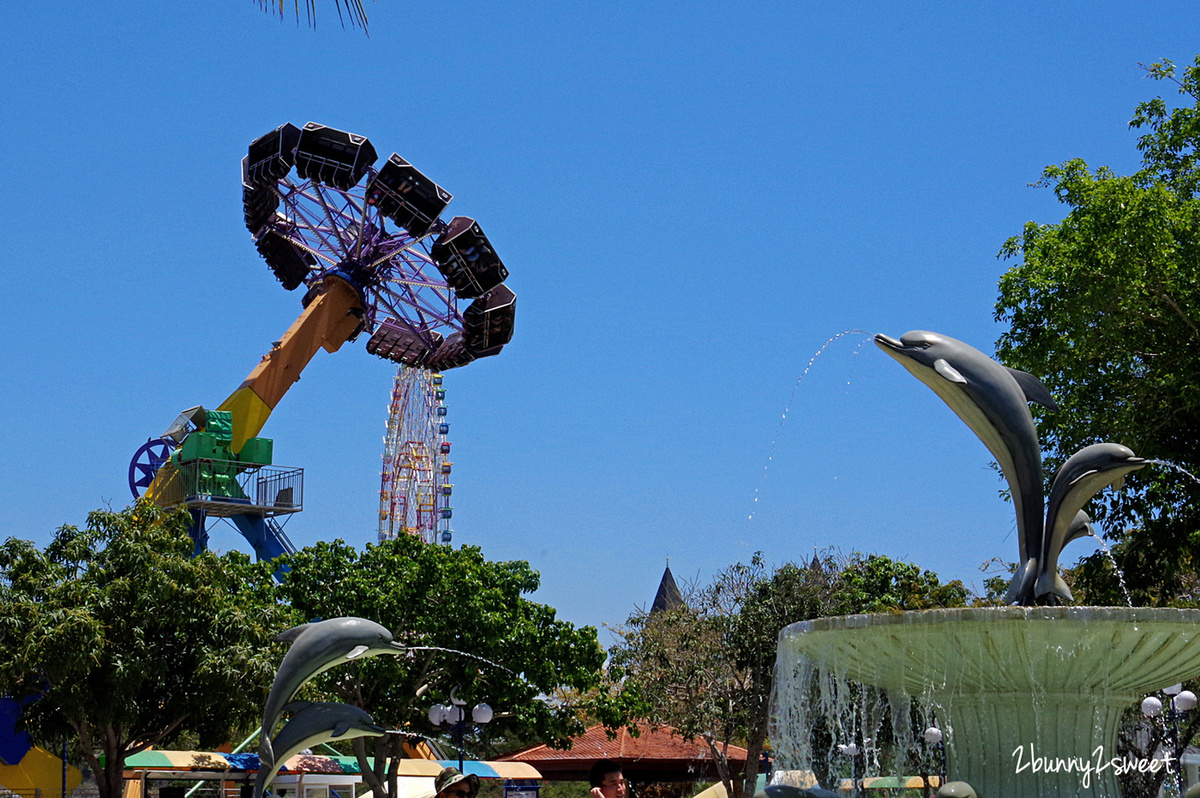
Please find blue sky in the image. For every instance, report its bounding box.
[0,2,1195,639]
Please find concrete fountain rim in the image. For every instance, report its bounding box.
[781,605,1200,636]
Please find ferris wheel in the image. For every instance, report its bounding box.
[379,367,452,544]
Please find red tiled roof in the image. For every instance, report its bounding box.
[497,723,748,782]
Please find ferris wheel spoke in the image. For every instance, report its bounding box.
[388,247,444,282]
[372,292,439,338]
[375,282,459,328]
[283,195,350,261]
[275,226,341,269]
[311,183,359,257]
[379,253,453,298]
[366,234,432,272]
[352,193,372,261]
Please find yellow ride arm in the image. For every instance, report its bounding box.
[218,276,365,452]
[145,276,364,501]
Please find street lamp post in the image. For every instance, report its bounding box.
[1141,683,1197,796]
[429,697,493,771]
[836,743,861,797]
[922,726,945,797]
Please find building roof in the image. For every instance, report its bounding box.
[497,723,747,782]
[650,564,684,614]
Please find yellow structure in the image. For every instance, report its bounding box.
[0,745,83,794]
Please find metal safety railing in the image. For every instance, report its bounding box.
[155,459,304,518]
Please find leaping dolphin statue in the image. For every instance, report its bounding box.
[1036,443,1146,603]
[875,331,1058,604]
[254,701,386,798]
[259,617,404,769]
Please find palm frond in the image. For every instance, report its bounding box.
[255,0,371,34]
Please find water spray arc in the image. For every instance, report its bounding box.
[747,329,872,524]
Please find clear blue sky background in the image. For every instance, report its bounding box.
[1,2,1195,640]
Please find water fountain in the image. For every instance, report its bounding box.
[771,331,1200,797]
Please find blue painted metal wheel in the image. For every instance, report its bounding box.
[128,438,175,499]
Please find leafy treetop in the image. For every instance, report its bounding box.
[994,56,1200,606]
[0,503,291,798]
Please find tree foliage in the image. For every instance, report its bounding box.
[0,504,291,798]
[276,537,608,798]
[608,553,965,798]
[994,56,1200,605]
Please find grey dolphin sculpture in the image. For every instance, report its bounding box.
[875,331,1058,604]
[254,701,386,798]
[1036,443,1146,603]
[259,617,404,768]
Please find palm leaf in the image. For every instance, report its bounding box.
[255,0,371,34]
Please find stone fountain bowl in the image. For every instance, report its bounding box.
[776,607,1200,797]
[780,606,1200,695]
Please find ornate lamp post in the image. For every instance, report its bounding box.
[837,743,861,797]
[429,695,493,771]
[1141,683,1196,795]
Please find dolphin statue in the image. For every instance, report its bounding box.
[254,701,386,798]
[1036,443,1146,603]
[875,331,1058,604]
[259,617,404,768]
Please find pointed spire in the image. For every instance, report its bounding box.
[809,547,823,574]
[650,560,684,614]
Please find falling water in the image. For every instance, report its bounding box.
[770,631,940,791]
[1085,531,1133,607]
[748,329,873,523]
[771,608,1200,796]
[1073,458,1200,608]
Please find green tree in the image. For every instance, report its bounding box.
[608,553,965,798]
[276,537,609,798]
[0,504,291,798]
[995,56,1200,606]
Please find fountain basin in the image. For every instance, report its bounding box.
[775,607,1200,797]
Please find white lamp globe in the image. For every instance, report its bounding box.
[1173,691,1198,712]
[1142,696,1164,717]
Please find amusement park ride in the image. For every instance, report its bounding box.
[2,121,518,796]
[128,122,516,559]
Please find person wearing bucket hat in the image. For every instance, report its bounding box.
[435,767,480,798]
